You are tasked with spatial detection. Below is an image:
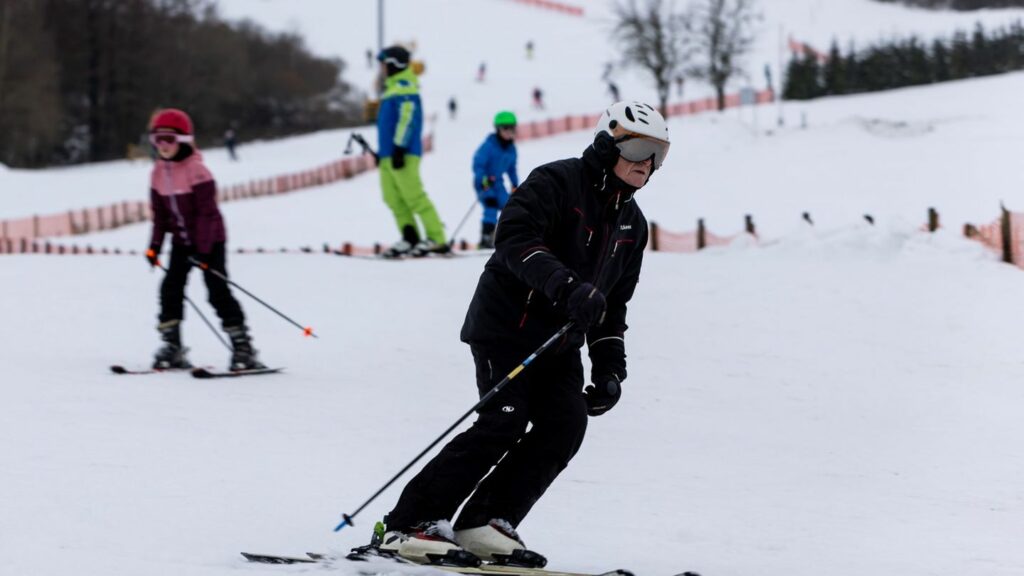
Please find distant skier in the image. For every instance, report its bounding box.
[145,108,266,372]
[471,111,519,249]
[531,86,544,110]
[375,45,448,257]
[224,128,238,161]
[375,102,671,565]
[525,40,534,60]
[477,61,487,83]
[448,96,458,120]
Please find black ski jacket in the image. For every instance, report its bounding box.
[460,144,648,383]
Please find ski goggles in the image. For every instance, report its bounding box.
[497,125,517,135]
[615,134,670,169]
[149,133,194,146]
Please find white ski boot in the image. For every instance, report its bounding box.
[379,520,479,566]
[455,519,546,567]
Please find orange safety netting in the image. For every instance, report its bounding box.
[508,0,584,16]
[968,210,1024,268]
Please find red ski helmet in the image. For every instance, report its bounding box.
[149,108,194,135]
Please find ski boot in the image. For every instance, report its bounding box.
[153,320,192,370]
[455,519,547,567]
[410,239,452,258]
[479,222,496,250]
[376,520,480,566]
[224,324,267,371]
[382,225,421,259]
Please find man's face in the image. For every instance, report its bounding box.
[612,155,653,188]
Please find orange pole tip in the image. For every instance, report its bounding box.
[303,327,314,337]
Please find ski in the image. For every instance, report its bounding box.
[241,551,640,576]
[333,249,491,261]
[110,365,197,375]
[191,367,283,379]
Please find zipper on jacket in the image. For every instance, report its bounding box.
[163,163,191,245]
[518,289,534,329]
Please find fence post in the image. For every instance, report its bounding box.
[963,223,978,238]
[928,207,939,232]
[650,221,659,251]
[744,214,756,236]
[697,218,706,250]
[1000,204,1014,264]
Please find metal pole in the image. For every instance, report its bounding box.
[377,0,384,53]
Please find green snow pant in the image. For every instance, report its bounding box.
[379,155,446,244]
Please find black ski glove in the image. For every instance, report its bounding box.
[145,244,160,268]
[566,282,606,331]
[592,131,621,169]
[392,146,406,169]
[584,375,622,416]
[483,195,500,208]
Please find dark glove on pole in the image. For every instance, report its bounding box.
[392,146,406,169]
[145,245,160,268]
[584,375,622,416]
[566,281,606,330]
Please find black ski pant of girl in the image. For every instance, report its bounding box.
[158,242,244,327]
[385,344,588,532]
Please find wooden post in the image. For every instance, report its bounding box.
[649,222,659,251]
[1000,205,1014,264]
[697,218,707,250]
[928,207,939,232]
[33,215,40,238]
[964,223,978,238]
[744,214,756,236]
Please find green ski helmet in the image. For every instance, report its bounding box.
[494,111,517,127]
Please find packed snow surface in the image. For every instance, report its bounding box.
[3,1,1024,576]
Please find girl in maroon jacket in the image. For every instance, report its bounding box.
[145,108,265,371]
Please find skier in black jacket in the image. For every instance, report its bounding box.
[379,102,671,566]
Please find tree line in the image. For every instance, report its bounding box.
[0,0,361,168]
[874,0,1024,9]
[783,21,1024,100]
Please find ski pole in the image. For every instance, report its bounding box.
[332,321,574,532]
[188,258,318,338]
[447,200,478,249]
[344,132,379,163]
[152,260,232,352]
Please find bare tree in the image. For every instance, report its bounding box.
[611,0,691,116]
[685,0,760,111]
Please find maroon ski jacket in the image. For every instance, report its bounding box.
[149,150,226,254]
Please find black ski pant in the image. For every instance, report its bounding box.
[158,242,244,327]
[386,344,588,532]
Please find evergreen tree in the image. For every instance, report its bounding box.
[823,39,847,95]
[949,29,972,79]
[931,37,951,82]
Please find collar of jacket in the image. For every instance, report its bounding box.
[581,144,638,206]
[383,68,419,98]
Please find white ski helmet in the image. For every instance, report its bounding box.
[595,101,670,169]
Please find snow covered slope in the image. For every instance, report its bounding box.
[3,2,1024,576]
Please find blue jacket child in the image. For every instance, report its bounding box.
[472,111,519,248]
